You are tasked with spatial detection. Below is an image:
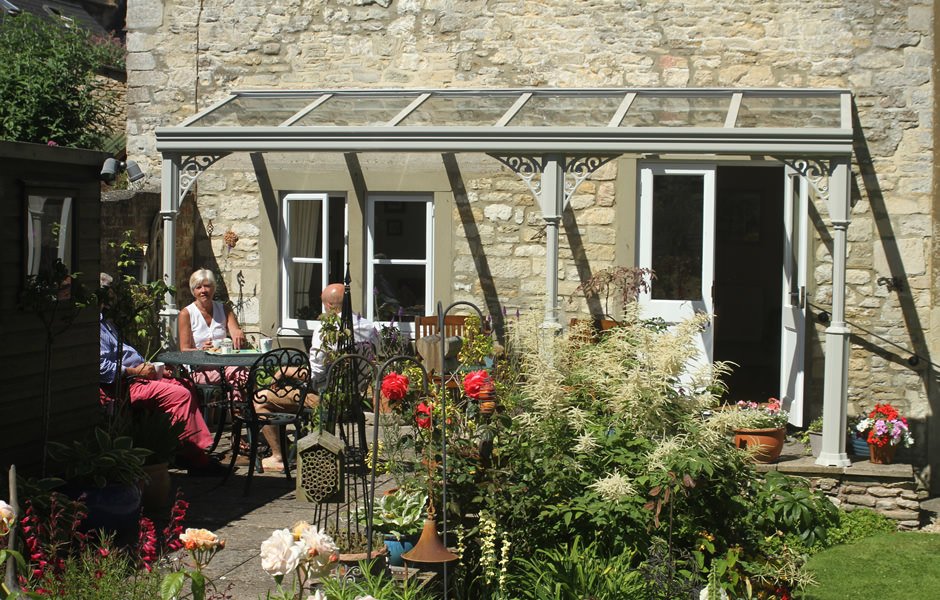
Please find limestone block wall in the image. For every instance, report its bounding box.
[813,476,928,531]
[124,1,937,477]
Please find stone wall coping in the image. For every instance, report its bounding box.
[755,456,914,480]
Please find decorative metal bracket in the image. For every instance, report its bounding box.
[490,154,616,207]
[179,153,229,200]
[775,156,832,204]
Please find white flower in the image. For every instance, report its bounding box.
[297,525,340,576]
[354,596,378,600]
[588,471,636,502]
[260,528,304,577]
[307,592,328,600]
[0,500,14,537]
[572,431,598,454]
[699,585,729,600]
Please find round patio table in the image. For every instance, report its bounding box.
[155,349,263,369]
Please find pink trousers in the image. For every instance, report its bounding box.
[128,377,214,464]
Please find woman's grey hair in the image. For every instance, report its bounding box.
[189,269,216,294]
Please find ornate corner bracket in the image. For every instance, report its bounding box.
[490,154,616,207]
[775,157,832,204]
[179,153,229,200]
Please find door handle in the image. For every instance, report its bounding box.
[799,286,806,309]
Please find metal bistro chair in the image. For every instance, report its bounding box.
[223,347,313,495]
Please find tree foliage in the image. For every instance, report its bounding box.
[0,13,124,149]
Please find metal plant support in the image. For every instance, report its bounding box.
[311,271,378,550]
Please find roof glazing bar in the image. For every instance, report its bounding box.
[281,93,332,127]
[388,93,431,126]
[609,92,636,127]
[725,92,743,128]
[495,93,532,127]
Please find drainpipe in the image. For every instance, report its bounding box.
[816,157,852,467]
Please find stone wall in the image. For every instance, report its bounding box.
[124,1,937,480]
[814,476,926,530]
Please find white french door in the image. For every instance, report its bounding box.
[638,164,717,371]
[779,169,809,425]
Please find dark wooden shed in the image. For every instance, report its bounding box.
[0,140,105,474]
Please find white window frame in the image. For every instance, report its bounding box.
[279,192,348,335]
[366,193,434,334]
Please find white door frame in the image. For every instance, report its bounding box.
[780,169,809,425]
[637,162,717,370]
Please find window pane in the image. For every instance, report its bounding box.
[26,195,72,276]
[189,95,317,127]
[736,94,842,128]
[374,264,426,321]
[651,175,703,300]
[619,94,729,127]
[509,93,624,127]
[289,263,323,320]
[288,199,323,258]
[398,94,517,126]
[294,94,418,126]
[374,201,425,260]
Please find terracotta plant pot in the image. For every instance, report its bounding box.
[733,427,786,463]
[140,462,172,510]
[869,442,898,465]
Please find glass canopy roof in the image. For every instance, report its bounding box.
[160,88,853,156]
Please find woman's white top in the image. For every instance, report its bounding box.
[185,301,227,348]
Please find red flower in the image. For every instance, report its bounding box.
[463,369,494,399]
[416,402,432,429]
[381,372,410,402]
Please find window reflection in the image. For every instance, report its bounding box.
[26,195,72,276]
[651,176,703,300]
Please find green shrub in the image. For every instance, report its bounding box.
[0,13,124,149]
[508,537,645,600]
[826,508,897,546]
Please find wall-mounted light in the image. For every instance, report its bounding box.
[100,158,145,183]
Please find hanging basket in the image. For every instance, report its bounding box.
[869,442,898,465]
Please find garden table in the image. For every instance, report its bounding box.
[155,349,264,452]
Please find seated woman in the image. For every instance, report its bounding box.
[178,269,249,404]
[179,269,246,352]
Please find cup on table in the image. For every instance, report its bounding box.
[220,338,234,354]
[259,337,273,352]
[151,362,165,379]
[211,339,222,350]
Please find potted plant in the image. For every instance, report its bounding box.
[854,403,914,464]
[129,410,183,510]
[712,399,790,463]
[46,427,150,544]
[358,489,427,566]
[796,416,824,458]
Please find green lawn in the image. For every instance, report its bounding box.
[804,532,940,599]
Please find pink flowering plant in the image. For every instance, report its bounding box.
[855,403,914,448]
[731,398,790,429]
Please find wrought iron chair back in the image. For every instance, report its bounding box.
[223,347,313,495]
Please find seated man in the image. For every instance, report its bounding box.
[256,283,379,472]
[99,275,224,476]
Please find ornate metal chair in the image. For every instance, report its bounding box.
[223,347,313,495]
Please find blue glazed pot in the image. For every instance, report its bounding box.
[383,535,416,567]
[64,484,142,546]
[850,435,870,457]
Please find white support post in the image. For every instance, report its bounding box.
[540,155,564,332]
[817,157,852,467]
[160,156,181,348]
